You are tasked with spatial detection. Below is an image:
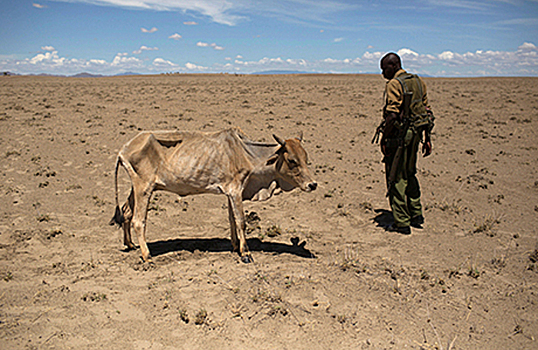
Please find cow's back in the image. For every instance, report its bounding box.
[121,129,252,195]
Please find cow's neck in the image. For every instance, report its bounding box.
[241,140,280,164]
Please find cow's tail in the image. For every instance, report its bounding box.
[109,156,125,227]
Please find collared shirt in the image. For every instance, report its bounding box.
[384,69,430,115]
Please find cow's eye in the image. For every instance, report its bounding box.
[288,158,298,167]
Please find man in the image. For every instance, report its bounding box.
[378,52,434,234]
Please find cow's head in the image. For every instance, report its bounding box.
[267,133,317,192]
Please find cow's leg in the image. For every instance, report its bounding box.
[227,193,252,263]
[131,183,153,262]
[227,196,239,252]
[121,189,136,250]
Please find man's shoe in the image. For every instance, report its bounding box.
[411,215,425,228]
[386,224,411,235]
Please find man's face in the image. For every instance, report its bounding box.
[381,59,396,80]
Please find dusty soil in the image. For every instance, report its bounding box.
[0,74,537,349]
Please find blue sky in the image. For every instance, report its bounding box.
[1,0,537,76]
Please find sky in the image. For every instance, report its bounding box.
[1,0,538,76]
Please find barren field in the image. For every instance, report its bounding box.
[1,74,537,349]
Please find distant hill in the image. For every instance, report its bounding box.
[70,72,104,78]
[70,72,142,77]
[115,72,142,76]
[2,72,144,78]
[250,70,393,76]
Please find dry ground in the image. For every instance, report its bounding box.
[1,74,537,349]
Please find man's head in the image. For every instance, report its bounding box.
[380,53,402,80]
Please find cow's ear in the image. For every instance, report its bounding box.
[266,153,279,166]
[273,134,285,146]
[296,131,303,142]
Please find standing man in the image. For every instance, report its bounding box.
[376,52,434,234]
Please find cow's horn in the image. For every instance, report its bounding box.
[273,134,285,146]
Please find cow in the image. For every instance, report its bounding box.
[110,128,317,263]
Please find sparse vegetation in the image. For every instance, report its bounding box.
[358,201,373,211]
[3,271,13,282]
[65,184,82,191]
[82,292,107,302]
[268,304,288,317]
[91,195,106,207]
[179,308,189,323]
[436,198,465,215]
[194,308,208,325]
[265,225,283,238]
[491,255,506,271]
[472,214,501,236]
[468,266,481,279]
[46,228,63,239]
[36,214,51,222]
[245,211,261,234]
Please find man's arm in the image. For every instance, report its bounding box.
[419,76,433,157]
[422,132,432,157]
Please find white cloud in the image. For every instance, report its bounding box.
[33,3,47,9]
[197,42,225,50]
[0,48,156,75]
[333,38,344,43]
[169,33,182,40]
[29,51,63,65]
[185,62,208,71]
[397,48,419,57]
[57,0,244,26]
[141,27,158,33]
[1,43,537,76]
[184,21,198,25]
[153,58,178,68]
[439,51,454,60]
[362,51,384,61]
[220,42,538,75]
[322,58,339,63]
[133,46,158,54]
[112,54,142,66]
[519,42,537,51]
[89,59,107,65]
[40,0,362,27]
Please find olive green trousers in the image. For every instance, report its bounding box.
[383,129,423,227]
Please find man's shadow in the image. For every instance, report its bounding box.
[373,208,393,229]
[147,236,315,259]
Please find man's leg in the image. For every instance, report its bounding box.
[406,130,424,225]
[407,174,423,220]
[389,176,411,227]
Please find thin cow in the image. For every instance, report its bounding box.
[110,128,317,263]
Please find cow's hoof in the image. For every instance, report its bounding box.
[141,255,153,263]
[123,244,136,252]
[241,255,253,264]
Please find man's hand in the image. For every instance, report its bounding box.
[422,140,432,157]
[383,112,399,139]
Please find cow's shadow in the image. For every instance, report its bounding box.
[147,236,315,259]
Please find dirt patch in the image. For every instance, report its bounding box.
[1,74,537,349]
